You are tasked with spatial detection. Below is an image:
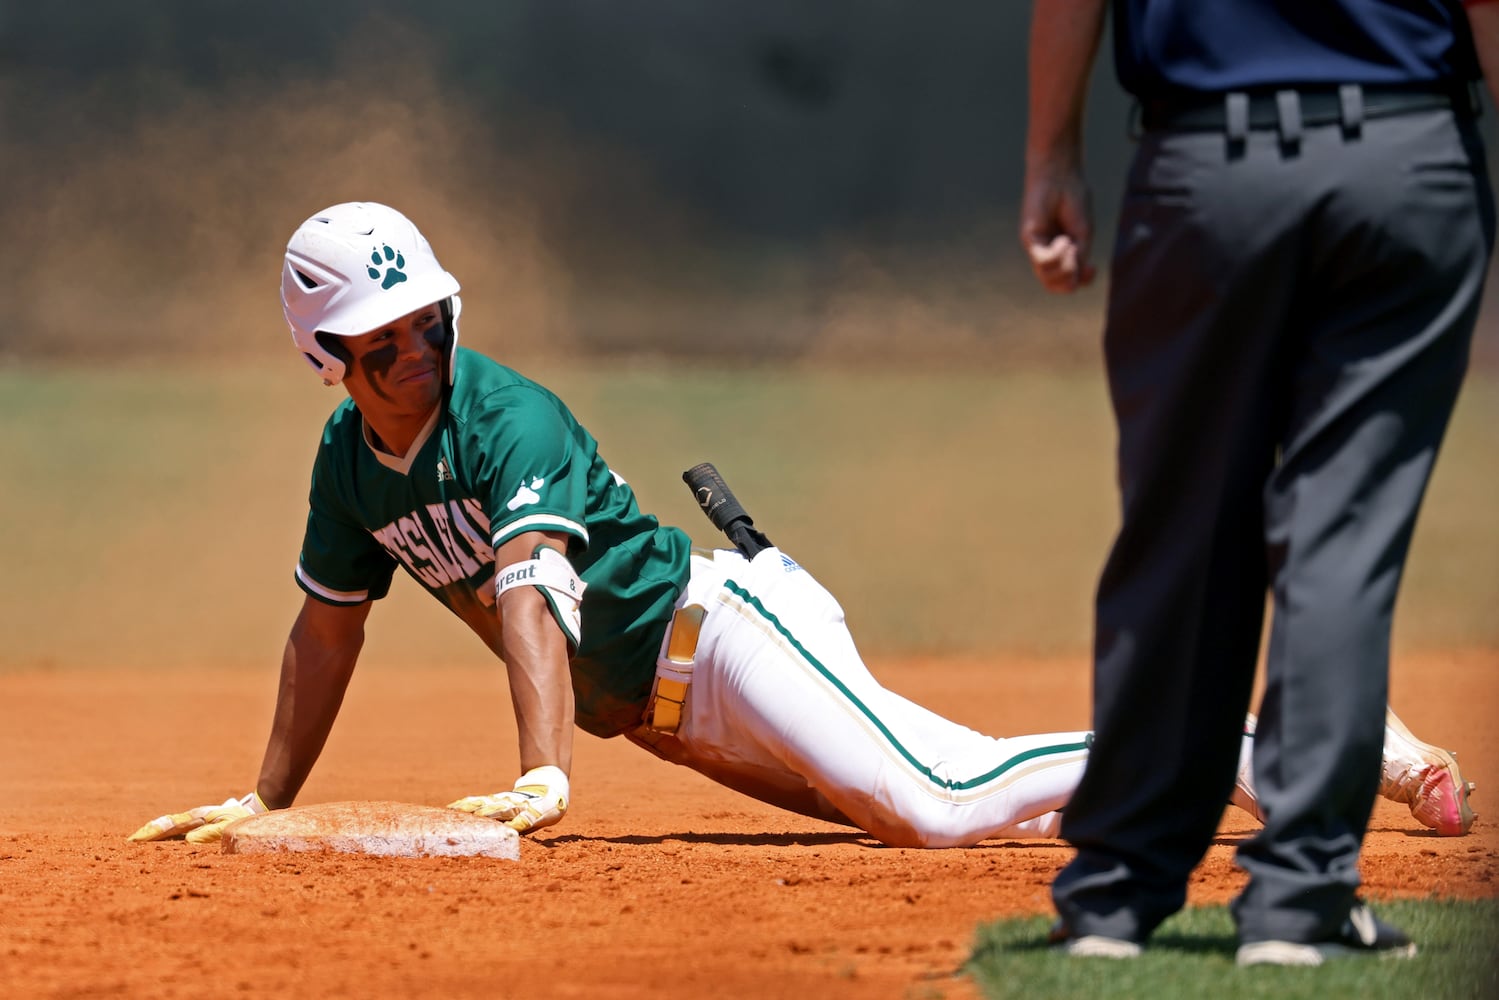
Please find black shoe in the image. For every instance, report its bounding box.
[1236,904,1416,966]
[1048,920,1143,959]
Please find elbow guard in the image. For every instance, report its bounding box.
[495,546,586,650]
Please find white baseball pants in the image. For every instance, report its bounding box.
[635,547,1094,848]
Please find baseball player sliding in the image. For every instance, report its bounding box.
[130,203,1476,849]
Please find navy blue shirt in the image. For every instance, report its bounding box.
[1111,0,1482,97]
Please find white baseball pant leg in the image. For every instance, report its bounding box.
[666,548,1092,848]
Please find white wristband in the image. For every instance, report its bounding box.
[238,791,270,814]
[516,765,569,794]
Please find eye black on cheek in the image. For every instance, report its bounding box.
[359,342,400,380]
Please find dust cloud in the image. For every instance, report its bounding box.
[8,8,1491,371]
[0,22,613,368]
[0,15,1100,372]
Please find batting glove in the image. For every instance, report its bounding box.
[448,765,569,834]
[128,791,269,844]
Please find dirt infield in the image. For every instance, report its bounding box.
[2,651,1494,999]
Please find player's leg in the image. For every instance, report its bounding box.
[670,547,1092,848]
[1380,707,1476,836]
[625,727,857,826]
[1231,709,1477,836]
[868,686,1486,841]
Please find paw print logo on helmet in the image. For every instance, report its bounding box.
[367,245,408,290]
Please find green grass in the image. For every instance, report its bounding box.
[967,899,1499,1000]
[0,363,1494,668]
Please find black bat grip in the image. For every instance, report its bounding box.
[683,462,750,533]
[682,462,772,557]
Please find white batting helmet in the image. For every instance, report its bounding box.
[281,202,461,385]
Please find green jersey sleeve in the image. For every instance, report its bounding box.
[295,405,399,605]
[451,383,593,553]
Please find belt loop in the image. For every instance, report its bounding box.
[1225,92,1250,143]
[1338,84,1364,138]
[1275,89,1302,149]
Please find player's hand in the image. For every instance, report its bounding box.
[448,765,569,834]
[128,792,269,844]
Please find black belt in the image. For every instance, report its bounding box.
[1139,84,1476,135]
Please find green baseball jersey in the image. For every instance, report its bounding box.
[296,347,693,738]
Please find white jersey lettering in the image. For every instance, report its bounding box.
[455,499,492,553]
[370,501,496,592]
[398,516,450,587]
[411,511,464,584]
[430,503,482,579]
[370,521,431,586]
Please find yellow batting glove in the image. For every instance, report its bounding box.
[448,765,569,834]
[129,792,269,843]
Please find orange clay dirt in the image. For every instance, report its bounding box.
[2,650,1495,999]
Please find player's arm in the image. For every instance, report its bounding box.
[254,594,371,809]
[449,529,579,833]
[128,595,368,842]
[497,530,578,775]
[1021,0,1107,293]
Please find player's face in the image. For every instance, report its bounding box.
[339,304,447,417]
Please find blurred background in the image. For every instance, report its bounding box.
[5,1,1497,366]
[12,0,1477,369]
[1,2,1495,667]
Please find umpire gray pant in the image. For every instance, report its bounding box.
[1052,91,1494,944]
